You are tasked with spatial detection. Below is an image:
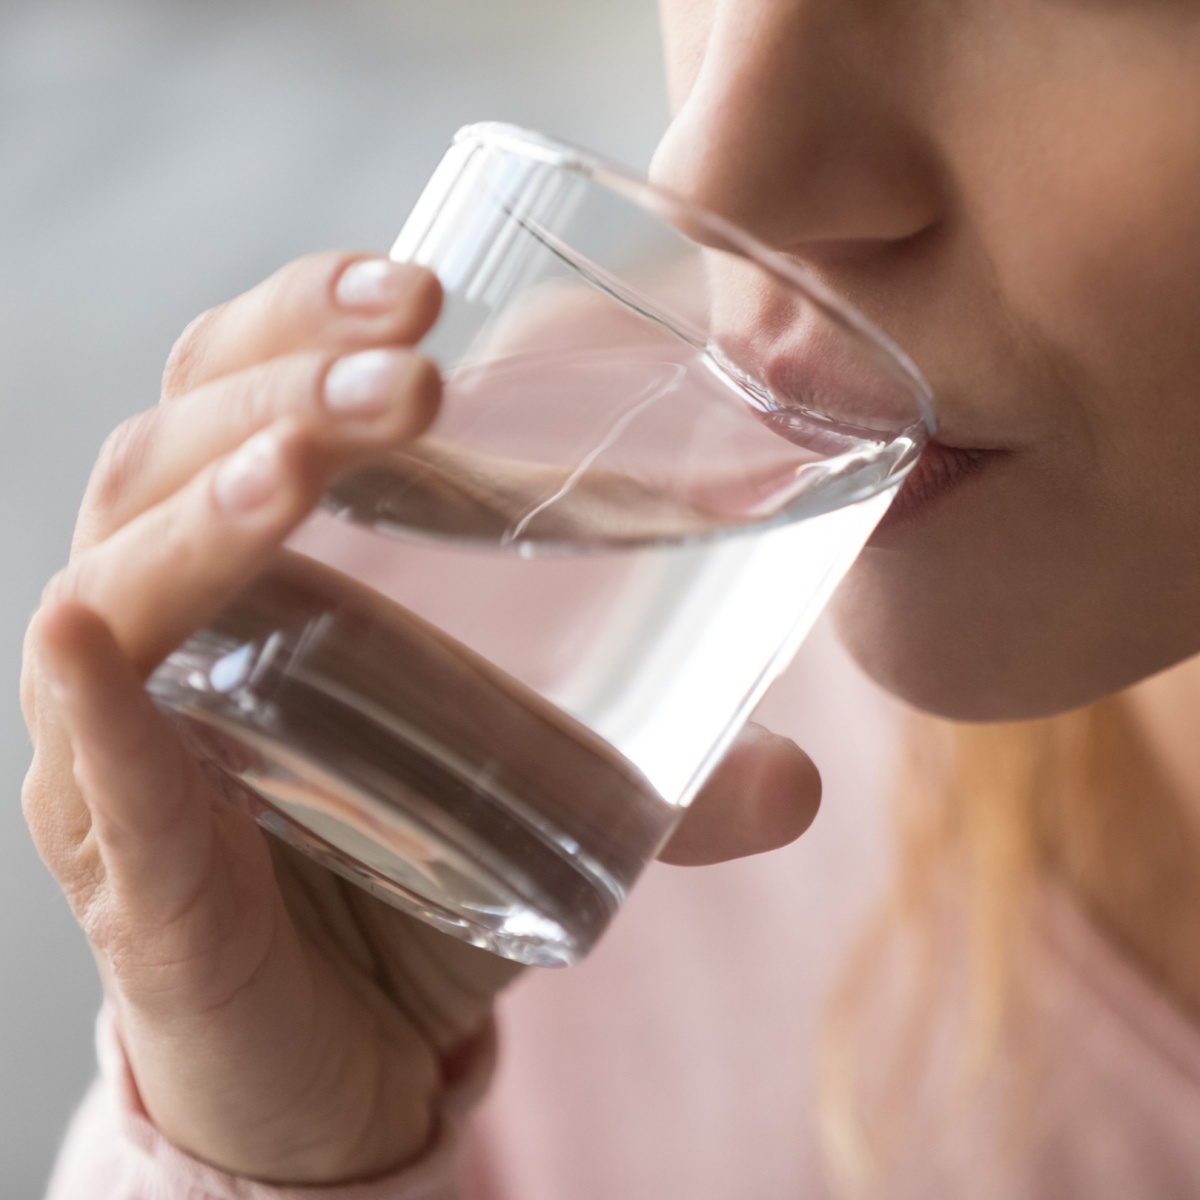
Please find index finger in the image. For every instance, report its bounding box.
[161,252,442,400]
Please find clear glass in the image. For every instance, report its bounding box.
[148,123,934,967]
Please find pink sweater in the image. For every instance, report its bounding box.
[45,624,1200,1198]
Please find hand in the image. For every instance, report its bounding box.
[20,252,822,1186]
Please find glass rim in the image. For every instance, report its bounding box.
[452,121,937,437]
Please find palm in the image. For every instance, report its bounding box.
[136,751,522,1178]
[269,834,522,1059]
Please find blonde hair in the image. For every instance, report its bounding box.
[819,694,1186,1197]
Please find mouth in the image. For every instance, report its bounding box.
[874,440,1007,532]
[718,316,1008,536]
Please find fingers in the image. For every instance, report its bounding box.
[33,602,221,921]
[24,251,444,921]
[30,601,285,1027]
[161,253,442,400]
[658,723,822,867]
[55,420,334,676]
[79,346,440,547]
[69,251,442,554]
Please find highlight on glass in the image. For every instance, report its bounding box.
[148,123,935,967]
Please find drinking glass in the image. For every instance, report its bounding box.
[148,123,934,967]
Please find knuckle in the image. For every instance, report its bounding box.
[161,306,222,399]
[154,498,200,569]
[19,760,73,855]
[20,756,100,899]
[39,566,73,610]
[19,758,47,828]
[266,251,345,313]
[272,350,329,422]
[225,352,329,439]
[160,487,242,587]
[87,411,157,515]
[19,617,49,733]
[41,556,98,618]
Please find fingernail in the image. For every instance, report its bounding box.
[324,348,411,415]
[335,258,414,311]
[215,428,283,513]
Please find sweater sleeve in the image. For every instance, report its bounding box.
[44,1009,466,1200]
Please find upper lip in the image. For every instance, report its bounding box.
[757,353,915,425]
[712,284,1028,455]
[758,350,950,447]
[761,352,1023,455]
[756,253,1030,455]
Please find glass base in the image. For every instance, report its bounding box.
[217,728,580,967]
[150,658,623,969]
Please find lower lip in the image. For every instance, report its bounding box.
[874,442,1004,532]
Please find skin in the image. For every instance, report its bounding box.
[18,0,1200,1186]
[655,0,1200,720]
[657,0,1200,1032]
[653,0,1200,1025]
[20,253,819,1183]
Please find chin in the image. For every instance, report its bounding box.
[829,432,1200,723]
[829,550,1189,724]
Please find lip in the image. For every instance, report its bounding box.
[722,317,1014,534]
[874,441,1006,532]
[754,345,933,440]
[756,350,1006,530]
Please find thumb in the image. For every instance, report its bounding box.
[658,722,821,867]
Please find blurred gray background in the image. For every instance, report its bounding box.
[0,2,667,1191]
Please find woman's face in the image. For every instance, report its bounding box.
[653,0,1200,720]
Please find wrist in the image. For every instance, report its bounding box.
[93,1005,464,1197]
[109,1000,440,1186]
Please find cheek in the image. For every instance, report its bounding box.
[1002,133,1200,386]
[833,46,1200,720]
[969,49,1200,443]
[992,108,1200,567]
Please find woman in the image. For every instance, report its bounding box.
[25,0,1200,1196]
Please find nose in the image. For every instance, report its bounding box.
[650,0,943,258]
